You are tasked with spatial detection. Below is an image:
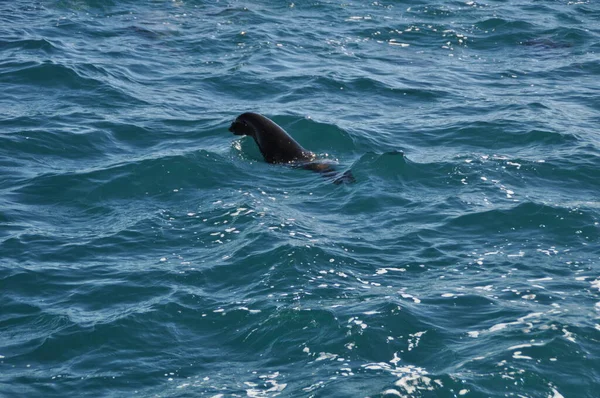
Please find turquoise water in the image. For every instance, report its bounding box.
[1,1,599,396]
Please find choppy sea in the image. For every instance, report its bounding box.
[1,1,600,397]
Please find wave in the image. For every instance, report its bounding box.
[0,38,59,53]
[12,149,233,205]
[0,61,149,107]
[443,201,597,238]
[425,122,579,149]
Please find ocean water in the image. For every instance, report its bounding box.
[1,0,599,397]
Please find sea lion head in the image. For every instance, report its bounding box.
[228,112,264,137]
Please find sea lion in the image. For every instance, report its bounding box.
[229,112,355,184]
[229,112,313,164]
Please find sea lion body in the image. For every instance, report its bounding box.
[229,112,355,184]
[229,112,315,164]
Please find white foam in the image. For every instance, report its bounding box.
[407,331,426,351]
[562,328,576,343]
[512,351,532,360]
[315,352,338,361]
[489,323,508,332]
[389,42,410,47]
[528,277,552,282]
[400,293,421,303]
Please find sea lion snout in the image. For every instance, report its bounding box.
[229,120,246,135]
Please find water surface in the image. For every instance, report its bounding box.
[1,1,599,397]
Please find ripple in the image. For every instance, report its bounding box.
[0,37,59,53]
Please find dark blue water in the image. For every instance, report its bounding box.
[2,1,599,397]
